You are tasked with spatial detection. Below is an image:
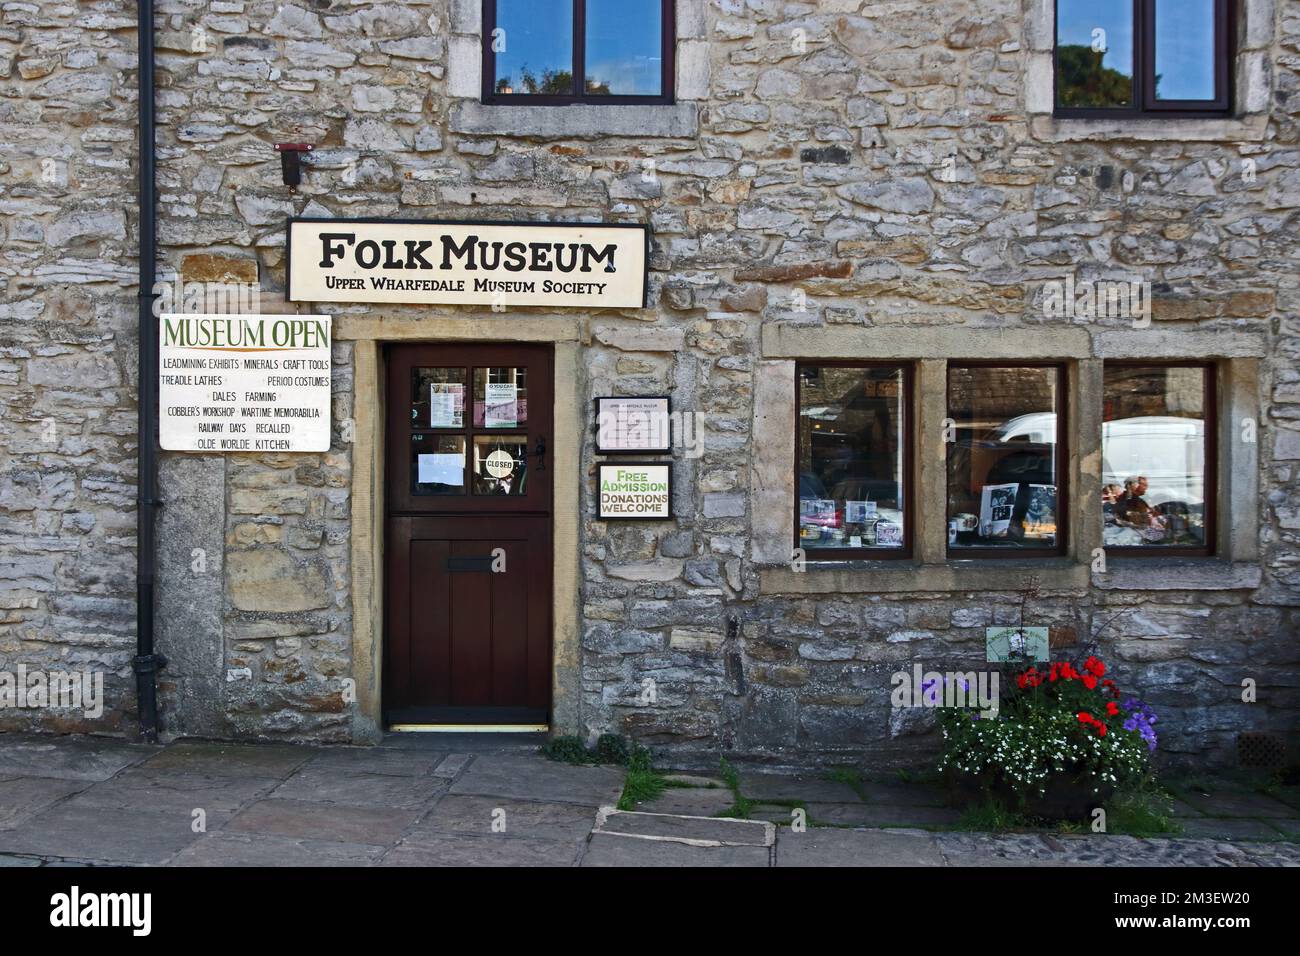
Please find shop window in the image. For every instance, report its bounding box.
[1103,363,1215,555]
[483,0,675,104]
[1054,0,1231,116]
[796,364,912,560]
[946,365,1066,557]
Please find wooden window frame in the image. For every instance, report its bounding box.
[794,361,915,562]
[1102,361,1217,559]
[482,0,676,106]
[945,362,1070,561]
[1053,0,1233,119]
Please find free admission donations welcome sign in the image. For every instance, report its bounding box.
[287,218,648,309]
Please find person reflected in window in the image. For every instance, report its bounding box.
[1114,476,1155,529]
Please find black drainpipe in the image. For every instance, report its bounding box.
[134,0,165,742]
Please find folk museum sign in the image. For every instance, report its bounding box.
[159,313,333,453]
[286,218,648,309]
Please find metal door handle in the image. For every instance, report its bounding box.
[534,435,546,471]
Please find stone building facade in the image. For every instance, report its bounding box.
[1,0,1298,769]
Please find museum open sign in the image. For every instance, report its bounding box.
[287,218,648,309]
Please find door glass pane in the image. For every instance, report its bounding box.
[474,367,528,428]
[411,435,466,496]
[1103,366,1208,548]
[412,367,466,429]
[1056,0,1134,109]
[585,0,663,96]
[1155,0,1217,101]
[473,435,529,496]
[947,367,1060,551]
[797,366,907,551]
[493,0,574,96]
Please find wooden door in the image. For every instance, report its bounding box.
[384,344,552,725]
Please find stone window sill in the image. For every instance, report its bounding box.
[449,101,699,140]
[760,559,1089,595]
[1030,114,1268,143]
[1092,559,1262,591]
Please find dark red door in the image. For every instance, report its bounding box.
[384,344,552,725]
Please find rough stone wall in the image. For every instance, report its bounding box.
[1,1,1297,766]
[0,0,141,733]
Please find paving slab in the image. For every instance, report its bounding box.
[0,737,153,782]
[634,786,737,816]
[776,827,944,867]
[270,765,445,809]
[738,772,861,804]
[432,753,474,778]
[170,831,385,867]
[0,804,203,864]
[807,802,964,828]
[449,754,624,807]
[141,740,312,778]
[226,798,422,846]
[1174,789,1298,819]
[413,793,596,843]
[300,746,446,777]
[0,776,88,829]
[64,767,280,817]
[0,854,42,867]
[381,832,583,867]
[596,808,773,846]
[580,832,770,867]
[748,803,807,825]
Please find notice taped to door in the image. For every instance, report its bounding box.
[159,313,332,452]
[597,463,672,520]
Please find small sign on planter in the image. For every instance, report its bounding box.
[597,462,672,520]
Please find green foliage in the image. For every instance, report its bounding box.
[540,733,635,767]
[594,733,630,767]
[539,735,593,765]
[957,797,1027,832]
[715,758,756,819]
[1056,44,1133,109]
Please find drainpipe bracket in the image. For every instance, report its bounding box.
[132,653,168,675]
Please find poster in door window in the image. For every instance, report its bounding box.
[979,483,1018,538]
[429,383,464,428]
[484,383,518,428]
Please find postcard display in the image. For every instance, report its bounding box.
[594,397,673,520]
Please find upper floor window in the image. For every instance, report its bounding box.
[483,0,675,105]
[1054,0,1231,117]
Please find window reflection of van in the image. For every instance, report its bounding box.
[1102,415,1204,509]
[978,413,1203,510]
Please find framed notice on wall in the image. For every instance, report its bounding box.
[594,396,671,454]
[597,462,672,520]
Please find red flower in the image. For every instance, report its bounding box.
[1097,724,1108,737]
[1082,675,1098,690]
[1077,711,1092,723]
[1084,656,1106,677]
[1106,701,1119,716]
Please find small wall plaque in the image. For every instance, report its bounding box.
[597,462,672,520]
[594,396,671,454]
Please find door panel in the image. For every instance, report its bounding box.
[384,343,553,726]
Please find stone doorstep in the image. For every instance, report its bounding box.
[594,807,775,848]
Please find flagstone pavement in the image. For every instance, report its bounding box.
[0,734,1296,867]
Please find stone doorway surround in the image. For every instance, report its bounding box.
[340,314,586,743]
